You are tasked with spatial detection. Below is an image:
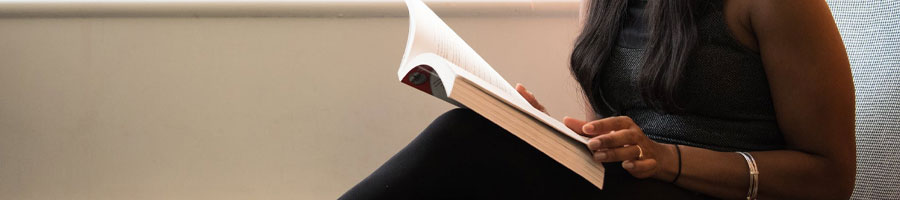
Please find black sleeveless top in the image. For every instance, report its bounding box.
[597,0,785,151]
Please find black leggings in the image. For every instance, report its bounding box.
[340,108,708,199]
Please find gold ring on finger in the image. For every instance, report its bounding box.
[636,145,644,160]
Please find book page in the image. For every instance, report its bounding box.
[401,0,530,107]
[401,0,588,144]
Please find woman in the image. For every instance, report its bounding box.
[342,0,855,199]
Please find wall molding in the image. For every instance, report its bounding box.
[0,0,581,18]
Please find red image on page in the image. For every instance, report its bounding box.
[401,65,438,95]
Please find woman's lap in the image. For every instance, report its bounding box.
[340,108,705,199]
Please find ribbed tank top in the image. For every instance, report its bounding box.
[596,0,784,151]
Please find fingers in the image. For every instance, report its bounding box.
[515,83,534,102]
[563,116,589,136]
[623,159,658,179]
[592,144,642,162]
[515,83,546,112]
[590,145,658,178]
[582,116,634,136]
[515,83,528,96]
[587,129,640,150]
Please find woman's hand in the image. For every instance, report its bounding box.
[515,83,547,113]
[563,116,676,180]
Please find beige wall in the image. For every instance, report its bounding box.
[0,2,584,199]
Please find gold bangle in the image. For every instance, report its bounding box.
[737,152,759,200]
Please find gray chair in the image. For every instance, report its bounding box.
[827,1,900,199]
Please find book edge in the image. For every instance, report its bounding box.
[449,77,605,189]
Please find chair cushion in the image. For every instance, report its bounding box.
[827,1,900,199]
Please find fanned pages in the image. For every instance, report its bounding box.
[397,0,605,189]
[398,0,589,145]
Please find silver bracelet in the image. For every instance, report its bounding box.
[737,152,759,200]
[737,151,759,200]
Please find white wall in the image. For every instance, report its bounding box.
[0,1,584,199]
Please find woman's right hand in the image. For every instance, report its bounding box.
[563,116,675,180]
[515,83,547,113]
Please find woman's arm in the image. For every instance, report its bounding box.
[578,0,855,199]
[741,0,855,198]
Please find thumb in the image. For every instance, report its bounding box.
[563,116,589,136]
[516,83,546,112]
[515,83,529,97]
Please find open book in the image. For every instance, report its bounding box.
[398,0,604,189]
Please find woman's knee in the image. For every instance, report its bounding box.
[417,108,503,143]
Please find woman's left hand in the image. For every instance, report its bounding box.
[565,116,675,179]
[515,83,547,114]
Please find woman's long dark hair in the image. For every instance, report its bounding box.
[570,0,698,115]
